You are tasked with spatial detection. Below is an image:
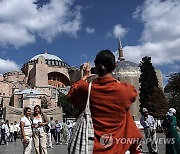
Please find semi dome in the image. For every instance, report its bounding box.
[30,53,62,61]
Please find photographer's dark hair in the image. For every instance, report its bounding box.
[94,49,116,76]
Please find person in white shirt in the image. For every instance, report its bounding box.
[62,120,69,144]
[55,120,62,144]
[156,118,162,129]
[140,108,158,154]
[14,121,20,142]
[9,123,14,142]
[67,120,73,141]
[5,120,10,143]
[49,117,56,142]
[20,107,33,154]
[32,105,48,154]
[46,122,53,148]
[0,121,8,145]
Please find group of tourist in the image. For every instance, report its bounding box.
[20,105,74,154]
[0,120,20,145]
[20,105,48,154]
[49,117,73,146]
[0,105,74,154]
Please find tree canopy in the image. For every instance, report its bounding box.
[40,96,48,109]
[139,56,168,118]
[168,72,180,96]
[58,94,78,118]
[167,72,180,124]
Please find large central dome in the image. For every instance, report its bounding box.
[30,53,62,61]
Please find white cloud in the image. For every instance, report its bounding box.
[106,24,128,39]
[115,0,180,66]
[85,27,95,34]
[0,58,20,74]
[0,0,82,48]
[122,39,180,65]
[0,23,35,48]
[113,24,128,38]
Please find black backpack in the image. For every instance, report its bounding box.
[44,124,50,133]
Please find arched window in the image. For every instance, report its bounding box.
[50,60,52,65]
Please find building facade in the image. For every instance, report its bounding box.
[0,41,164,122]
[0,52,81,122]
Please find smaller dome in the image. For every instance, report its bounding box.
[30,53,62,61]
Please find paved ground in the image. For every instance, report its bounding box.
[0,140,68,154]
[141,131,165,153]
[0,132,166,154]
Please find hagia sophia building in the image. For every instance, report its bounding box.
[0,39,163,122]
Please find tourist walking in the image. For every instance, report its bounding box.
[46,122,53,148]
[14,121,20,142]
[68,50,143,153]
[5,120,10,143]
[55,120,62,145]
[9,123,14,142]
[140,108,158,154]
[62,120,69,144]
[0,121,8,145]
[49,117,56,142]
[67,120,73,140]
[32,105,48,154]
[163,108,180,154]
[20,107,33,154]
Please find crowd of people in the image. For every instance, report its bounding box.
[0,105,74,154]
[0,120,20,145]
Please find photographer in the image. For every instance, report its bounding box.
[68,50,143,153]
[20,107,32,154]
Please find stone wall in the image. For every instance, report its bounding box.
[4,106,63,123]
[0,81,13,97]
[35,56,48,87]
[0,75,4,81]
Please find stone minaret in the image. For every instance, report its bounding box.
[118,37,125,61]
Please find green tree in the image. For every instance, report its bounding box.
[149,87,168,117]
[40,96,48,109]
[167,72,180,124]
[168,72,180,96]
[58,94,78,118]
[139,56,168,117]
[139,57,159,112]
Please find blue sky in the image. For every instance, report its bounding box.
[0,0,180,85]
